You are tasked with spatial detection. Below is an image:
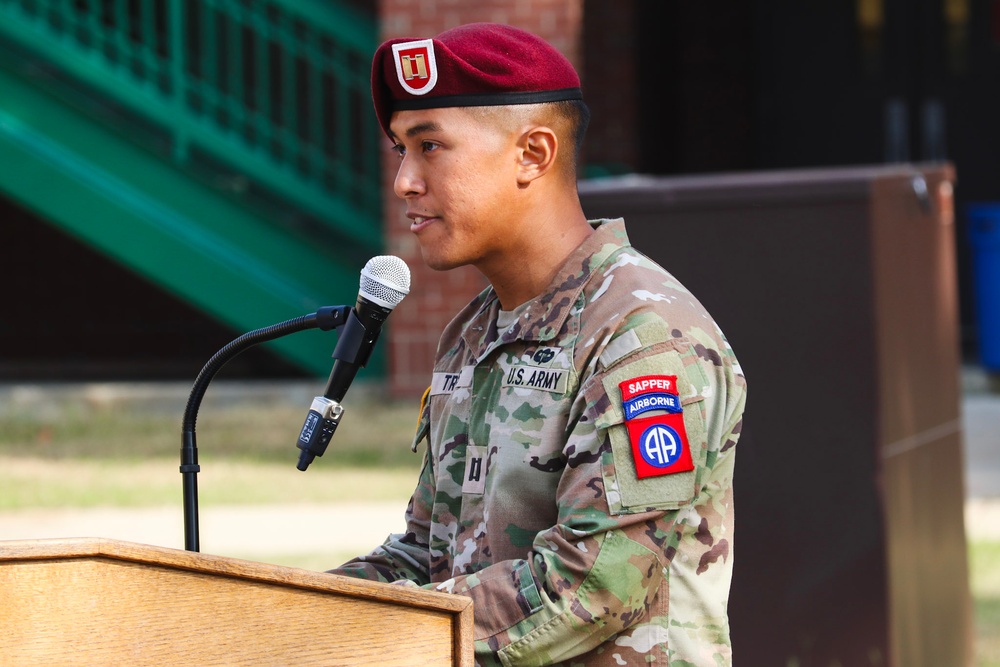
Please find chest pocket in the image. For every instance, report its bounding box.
[478,354,575,536]
[590,341,709,515]
[488,352,575,456]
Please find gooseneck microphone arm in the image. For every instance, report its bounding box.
[181,306,351,553]
[180,254,411,554]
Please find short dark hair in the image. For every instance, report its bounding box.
[463,99,590,177]
[555,99,591,165]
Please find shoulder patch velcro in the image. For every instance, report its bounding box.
[618,375,693,478]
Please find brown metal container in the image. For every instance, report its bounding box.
[580,162,971,667]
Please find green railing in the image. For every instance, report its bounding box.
[0,0,382,252]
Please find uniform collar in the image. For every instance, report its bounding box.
[462,218,630,357]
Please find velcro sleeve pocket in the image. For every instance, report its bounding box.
[589,342,707,515]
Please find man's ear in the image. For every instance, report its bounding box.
[516,126,558,185]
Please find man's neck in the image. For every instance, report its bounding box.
[484,211,593,310]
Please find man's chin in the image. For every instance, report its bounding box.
[418,249,463,272]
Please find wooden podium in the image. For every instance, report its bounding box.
[0,537,473,666]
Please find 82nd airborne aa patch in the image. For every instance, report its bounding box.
[619,375,694,479]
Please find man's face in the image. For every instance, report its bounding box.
[388,106,523,272]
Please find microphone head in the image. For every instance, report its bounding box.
[359,255,411,310]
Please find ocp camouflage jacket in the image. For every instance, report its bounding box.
[332,218,748,666]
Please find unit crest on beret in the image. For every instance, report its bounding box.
[371,22,584,137]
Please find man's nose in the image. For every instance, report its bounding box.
[394,157,424,199]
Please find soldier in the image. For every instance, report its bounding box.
[328,22,748,666]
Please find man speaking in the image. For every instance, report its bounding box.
[327,22,748,667]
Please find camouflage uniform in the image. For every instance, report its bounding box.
[332,218,747,666]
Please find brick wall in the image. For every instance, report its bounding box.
[378,0,585,398]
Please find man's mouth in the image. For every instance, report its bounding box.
[409,215,437,233]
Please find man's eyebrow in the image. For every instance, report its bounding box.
[399,120,443,138]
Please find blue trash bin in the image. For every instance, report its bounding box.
[968,203,1000,372]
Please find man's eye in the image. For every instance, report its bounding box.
[391,143,406,158]
[422,141,439,153]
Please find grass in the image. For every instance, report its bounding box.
[0,385,422,467]
[0,381,997,663]
[0,389,425,508]
[974,540,1000,666]
[0,457,420,508]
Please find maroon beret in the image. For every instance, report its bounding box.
[371,22,583,137]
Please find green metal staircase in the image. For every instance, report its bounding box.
[0,0,384,377]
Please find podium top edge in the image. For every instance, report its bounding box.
[0,537,471,615]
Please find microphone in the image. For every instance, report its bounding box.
[296,255,411,471]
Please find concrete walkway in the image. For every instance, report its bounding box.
[963,392,1000,500]
[960,366,1000,541]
